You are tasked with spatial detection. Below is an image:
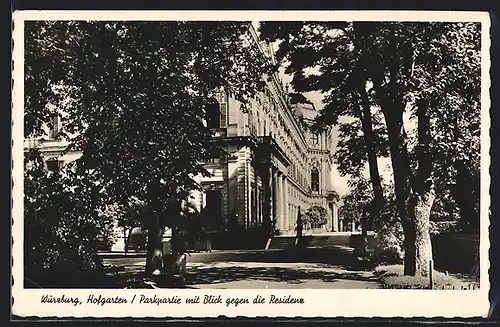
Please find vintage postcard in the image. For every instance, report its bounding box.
[11,10,491,318]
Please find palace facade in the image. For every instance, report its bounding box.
[187,25,340,235]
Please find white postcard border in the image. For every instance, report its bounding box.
[11,10,492,318]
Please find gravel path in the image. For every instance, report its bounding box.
[186,261,380,289]
[102,251,381,289]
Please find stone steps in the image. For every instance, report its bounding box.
[267,236,297,250]
[268,234,356,250]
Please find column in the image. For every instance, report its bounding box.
[258,186,262,225]
[333,203,339,232]
[271,167,278,231]
[282,175,288,232]
[275,171,282,231]
[261,165,272,235]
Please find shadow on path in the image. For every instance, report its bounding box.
[180,265,377,287]
[189,247,357,266]
[38,246,370,288]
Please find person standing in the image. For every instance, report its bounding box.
[295,206,303,245]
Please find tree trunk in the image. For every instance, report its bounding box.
[145,212,164,274]
[373,76,436,277]
[382,97,435,277]
[354,84,384,256]
[350,26,385,220]
[348,28,385,222]
[404,190,435,276]
[357,82,385,214]
[404,98,435,276]
[380,102,415,275]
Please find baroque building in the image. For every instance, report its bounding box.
[188,25,340,236]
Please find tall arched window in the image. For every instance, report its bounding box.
[311,168,319,192]
[311,133,319,145]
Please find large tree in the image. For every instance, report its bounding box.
[25,21,270,274]
[363,22,480,275]
[260,21,481,276]
[259,22,386,234]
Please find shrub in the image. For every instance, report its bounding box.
[368,228,404,265]
[368,202,405,265]
[303,205,328,228]
[24,150,116,287]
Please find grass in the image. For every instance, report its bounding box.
[374,265,479,290]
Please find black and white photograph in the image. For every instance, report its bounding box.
[12,10,491,318]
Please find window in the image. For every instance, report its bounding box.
[49,114,61,139]
[205,94,228,129]
[248,110,255,135]
[219,102,227,128]
[311,133,319,145]
[205,157,220,165]
[311,168,319,192]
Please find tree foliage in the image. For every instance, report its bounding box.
[25,21,271,273]
[340,177,404,263]
[26,21,269,208]
[24,149,116,287]
[303,205,328,228]
[260,21,481,276]
[338,178,372,228]
[114,198,147,229]
[334,115,389,178]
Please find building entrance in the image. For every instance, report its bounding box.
[205,189,222,229]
